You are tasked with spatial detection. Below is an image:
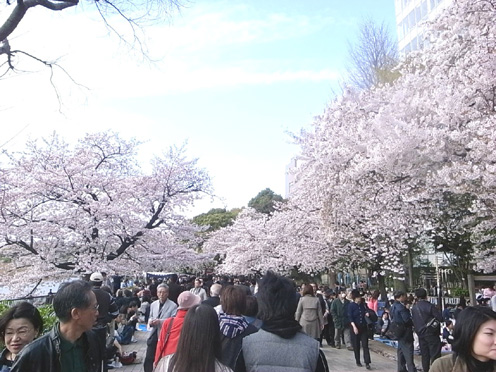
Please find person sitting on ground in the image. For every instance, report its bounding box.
[431,306,496,372]
[235,271,329,372]
[442,320,454,345]
[379,311,390,338]
[442,304,454,322]
[115,307,138,345]
[0,302,43,371]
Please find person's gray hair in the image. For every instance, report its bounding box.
[157,283,169,290]
[210,283,222,297]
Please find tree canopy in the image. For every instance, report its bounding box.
[0,131,213,296]
[192,208,241,232]
[247,188,284,215]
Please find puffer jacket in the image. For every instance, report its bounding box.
[11,323,103,372]
[240,329,320,372]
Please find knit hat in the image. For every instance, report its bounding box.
[177,292,201,310]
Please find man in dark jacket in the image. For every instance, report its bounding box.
[203,283,222,308]
[12,280,104,372]
[167,274,183,305]
[90,272,119,371]
[411,288,443,372]
[330,289,351,350]
[391,290,416,372]
[348,289,371,369]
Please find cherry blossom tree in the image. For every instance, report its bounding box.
[0,131,213,296]
[293,0,496,282]
[204,201,338,276]
[203,0,496,285]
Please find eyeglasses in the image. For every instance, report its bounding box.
[4,327,34,339]
[93,304,100,311]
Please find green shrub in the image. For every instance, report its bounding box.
[37,304,57,333]
[450,287,469,297]
[0,302,10,316]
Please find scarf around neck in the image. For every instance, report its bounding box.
[262,318,302,339]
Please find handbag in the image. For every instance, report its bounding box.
[385,304,406,340]
[365,305,378,323]
[153,317,175,372]
[385,321,406,340]
[414,304,440,333]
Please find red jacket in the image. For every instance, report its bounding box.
[154,309,187,363]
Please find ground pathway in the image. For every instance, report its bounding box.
[119,327,419,372]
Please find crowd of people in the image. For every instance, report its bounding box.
[0,272,495,372]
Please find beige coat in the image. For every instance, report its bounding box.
[295,295,324,339]
[430,354,496,372]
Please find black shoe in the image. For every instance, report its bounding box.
[366,364,371,370]
[356,363,363,367]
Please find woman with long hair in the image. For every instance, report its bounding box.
[159,304,232,372]
[430,306,496,372]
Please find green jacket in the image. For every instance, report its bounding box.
[330,298,350,329]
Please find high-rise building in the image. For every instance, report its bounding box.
[395,0,452,55]
[285,157,300,198]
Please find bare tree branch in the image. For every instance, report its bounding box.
[0,0,78,41]
[346,18,400,90]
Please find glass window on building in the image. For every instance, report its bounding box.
[405,41,412,54]
[415,4,421,23]
[421,0,428,19]
[408,8,416,28]
[397,21,404,40]
[412,36,418,50]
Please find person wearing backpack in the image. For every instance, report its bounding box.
[411,288,443,372]
[391,290,416,372]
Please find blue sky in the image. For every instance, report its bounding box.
[1,0,397,215]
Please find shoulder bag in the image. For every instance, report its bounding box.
[153,317,175,372]
[415,304,440,334]
[385,304,406,340]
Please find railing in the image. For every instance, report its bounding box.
[1,294,55,306]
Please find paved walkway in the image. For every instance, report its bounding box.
[119,327,147,372]
[119,328,418,372]
[322,343,399,372]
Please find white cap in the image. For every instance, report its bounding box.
[90,272,103,282]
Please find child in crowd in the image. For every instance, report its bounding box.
[378,312,390,337]
[115,307,138,345]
